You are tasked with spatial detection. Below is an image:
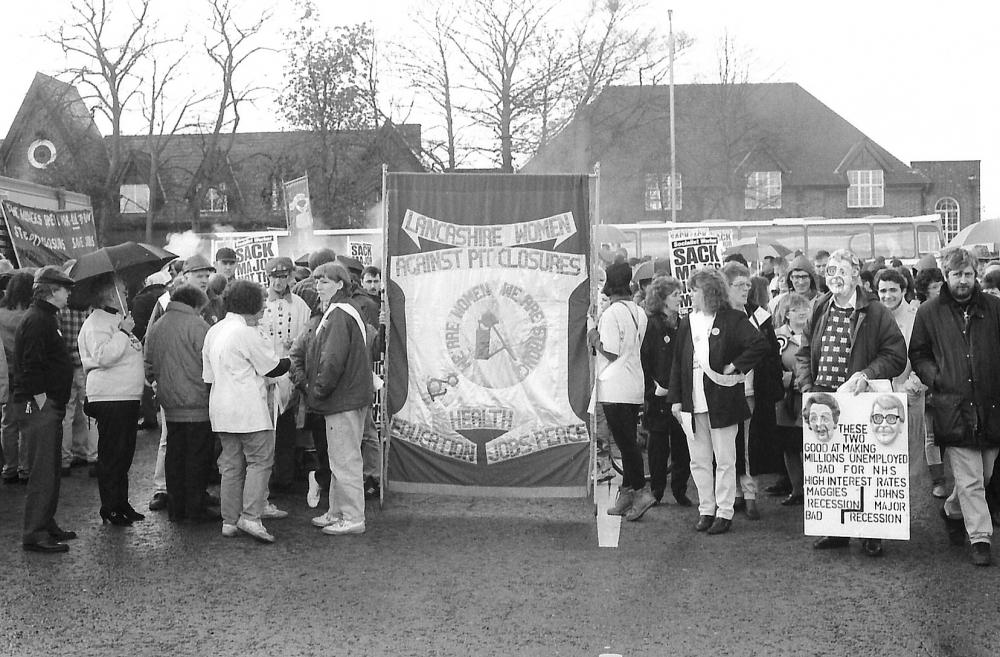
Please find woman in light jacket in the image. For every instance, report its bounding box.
[302,262,373,536]
[667,267,769,535]
[78,274,145,525]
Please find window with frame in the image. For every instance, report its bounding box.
[935,197,960,242]
[644,173,682,211]
[119,184,150,214]
[847,169,884,208]
[202,184,228,213]
[745,171,782,209]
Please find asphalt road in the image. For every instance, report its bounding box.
[1,427,998,657]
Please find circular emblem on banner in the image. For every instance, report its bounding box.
[27,139,57,169]
[443,281,548,389]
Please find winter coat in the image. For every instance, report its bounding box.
[640,311,677,432]
[300,299,373,416]
[666,307,770,428]
[909,284,1000,448]
[13,300,73,405]
[78,307,145,402]
[794,288,907,391]
[144,301,210,422]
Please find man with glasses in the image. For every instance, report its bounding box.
[259,257,312,500]
[868,395,906,446]
[796,248,906,556]
[910,247,1000,566]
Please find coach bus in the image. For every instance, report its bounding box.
[603,215,943,266]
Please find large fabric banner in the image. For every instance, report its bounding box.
[385,173,591,496]
[0,200,98,267]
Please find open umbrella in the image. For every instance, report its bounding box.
[946,219,1000,250]
[724,237,792,262]
[68,242,176,308]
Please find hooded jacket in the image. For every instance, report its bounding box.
[909,283,1000,448]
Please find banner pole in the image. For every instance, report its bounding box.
[590,162,601,504]
[380,163,389,508]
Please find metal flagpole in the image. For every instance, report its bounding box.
[669,9,677,224]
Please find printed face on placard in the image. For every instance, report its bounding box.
[870,401,905,445]
[807,403,837,442]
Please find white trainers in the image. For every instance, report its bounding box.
[221,523,238,538]
[306,471,321,509]
[236,517,275,543]
[311,512,339,528]
[321,518,366,535]
[261,502,289,519]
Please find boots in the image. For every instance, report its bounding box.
[626,485,657,521]
[607,487,634,516]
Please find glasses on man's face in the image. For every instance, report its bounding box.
[269,272,291,279]
[730,281,751,290]
[871,413,900,425]
[825,265,854,278]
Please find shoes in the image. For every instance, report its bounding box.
[931,483,949,499]
[606,487,634,516]
[148,492,169,511]
[321,518,366,535]
[707,517,732,535]
[941,507,967,546]
[311,512,339,528]
[970,542,992,566]
[765,481,792,496]
[120,504,145,522]
[70,457,87,468]
[673,493,693,507]
[306,471,321,508]
[100,508,134,526]
[236,517,275,543]
[23,539,69,553]
[625,485,657,521]
[261,503,288,519]
[88,463,98,478]
[61,466,72,477]
[695,515,714,532]
[744,499,760,521]
[48,528,77,541]
[221,523,238,538]
[781,493,805,506]
[733,497,746,511]
[862,538,884,557]
[364,476,381,500]
[813,536,850,549]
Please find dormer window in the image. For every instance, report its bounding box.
[847,169,884,208]
[119,184,150,214]
[745,171,781,209]
[645,173,682,211]
[202,184,228,213]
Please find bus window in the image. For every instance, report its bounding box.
[805,223,873,259]
[873,224,917,259]
[735,225,805,254]
[634,227,674,260]
[917,225,942,254]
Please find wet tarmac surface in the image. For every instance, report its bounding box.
[1,427,998,657]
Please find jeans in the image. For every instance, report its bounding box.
[602,403,645,491]
[943,446,999,543]
[218,430,274,524]
[688,413,738,520]
[165,421,213,519]
[19,399,67,544]
[90,400,140,512]
[325,408,366,523]
[61,367,96,467]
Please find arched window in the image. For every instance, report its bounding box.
[935,197,960,242]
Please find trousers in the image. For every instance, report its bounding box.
[325,408,366,523]
[19,399,67,544]
[89,400,140,512]
[943,446,999,543]
[688,413,738,520]
[218,430,274,524]
[165,421,213,519]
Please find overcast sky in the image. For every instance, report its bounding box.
[2,0,997,217]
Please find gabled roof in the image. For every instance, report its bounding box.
[522,82,928,187]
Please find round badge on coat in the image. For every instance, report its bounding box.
[663,335,670,344]
[710,328,720,336]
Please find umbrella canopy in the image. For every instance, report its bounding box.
[946,219,1000,250]
[724,237,792,262]
[68,242,176,307]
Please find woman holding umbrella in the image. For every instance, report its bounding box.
[78,273,145,525]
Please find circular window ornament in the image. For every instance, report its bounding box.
[27,139,57,169]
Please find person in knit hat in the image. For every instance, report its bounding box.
[768,254,818,314]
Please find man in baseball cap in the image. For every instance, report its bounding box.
[214,247,238,282]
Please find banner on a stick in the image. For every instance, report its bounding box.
[667,232,722,310]
[0,200,97,267]
[803,391,910,540]
[211,234,280,285]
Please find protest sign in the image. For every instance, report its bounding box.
[802,391,910,540]
[211,234,279,285]
[349,240,374,266]
[0,200,97,267]
[667,232,722,310]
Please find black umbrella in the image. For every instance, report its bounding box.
[68,242,177,308]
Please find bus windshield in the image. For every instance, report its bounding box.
[806,223,873,259]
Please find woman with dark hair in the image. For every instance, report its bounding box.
[773,292,812,505]
[590,261,651,520]
[0,271,34,484]
[640,276,691,506]
[204,279,289,543]
[667,267,769,534]
[914,267,944,303]
[78,273,145,525]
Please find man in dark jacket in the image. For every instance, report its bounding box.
[795,248,906,556]
[909,247,1000,567]
[16,266,77,553]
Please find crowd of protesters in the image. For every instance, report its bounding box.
[0,248,384,551]
[591,245,1000,566]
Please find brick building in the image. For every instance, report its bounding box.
[521,83,980,241]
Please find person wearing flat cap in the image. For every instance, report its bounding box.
[214,247,238,282]
[15,266,77,552]
[259,256,311,495]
